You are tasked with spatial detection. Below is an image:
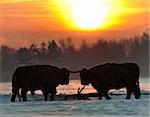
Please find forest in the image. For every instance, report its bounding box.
[0,31,149,81]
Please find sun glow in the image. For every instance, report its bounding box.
[70,0,107,30]
[48,0,127,31]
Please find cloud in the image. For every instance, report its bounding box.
[0,0,39,4]
[0,1,49,18]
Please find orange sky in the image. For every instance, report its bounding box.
[0,0,149,48]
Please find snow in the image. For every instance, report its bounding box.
[0,79,150,117]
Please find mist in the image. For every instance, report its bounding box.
[0,30,149,81]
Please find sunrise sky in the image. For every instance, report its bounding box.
[0,0,149,48]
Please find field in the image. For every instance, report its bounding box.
[0,79,149,117]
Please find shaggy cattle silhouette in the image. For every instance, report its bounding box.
[79,63,141,99]
[11,63,141,102]
[11,65,70,102]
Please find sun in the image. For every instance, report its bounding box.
[48,0,125,31]
[70,0,107,30]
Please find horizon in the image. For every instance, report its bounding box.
[0,29,148,49]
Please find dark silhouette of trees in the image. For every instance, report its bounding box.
[48,40,59,55]
[0,31,149,81]
[17,47,31,65]
[1,46,17,81]
[40,42,47,55]
[29,43,38,56]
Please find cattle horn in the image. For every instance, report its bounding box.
[69,70,81,73]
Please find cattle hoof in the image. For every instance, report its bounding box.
[50,98,54,101]
[23,99,27,101]
[135,96,140,99]
[126,97,130,100]
[106,97,111,100]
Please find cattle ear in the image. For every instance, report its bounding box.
[81,68,87,73]
[83,68,87,70]
[61,68,65,71]
[81,67,87,71]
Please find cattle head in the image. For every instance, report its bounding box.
[80,68,90,85]
[60,68,70,85]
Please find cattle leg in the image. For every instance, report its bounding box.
[44,94,48,101]
[50,89,56,101]
[30,90,35,96]
[11,94,16,102]
[42,89,48,101]
[21,88,28,101]
[134,87,141,99]
[104,92,111,100]
[101,89,111,100]
[126,88,132,99]
[11,88,17,102]
[97,90,103,100]
[133,81,141,99]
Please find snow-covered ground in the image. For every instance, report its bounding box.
[0,79,150,117]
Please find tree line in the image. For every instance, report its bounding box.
[0,31,149,81]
